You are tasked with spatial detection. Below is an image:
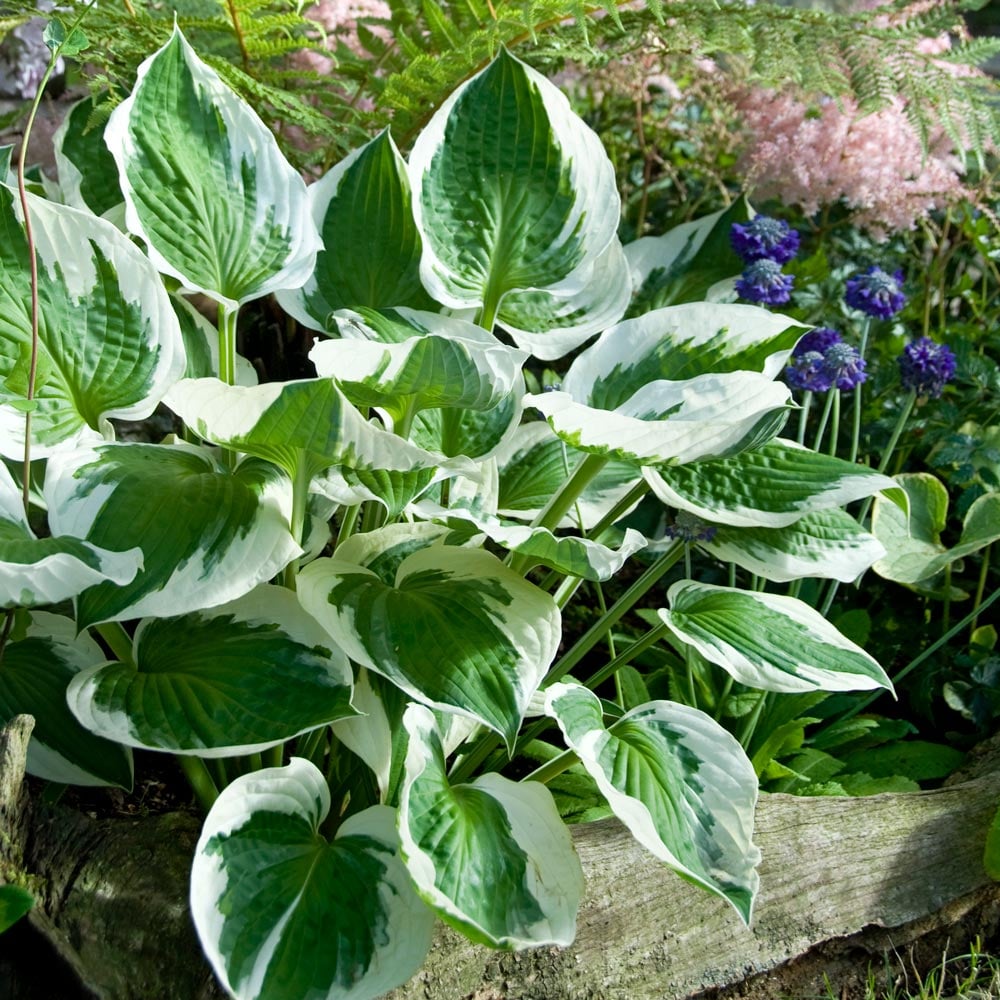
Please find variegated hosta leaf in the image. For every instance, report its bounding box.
[702,509,886,583]
[297,526,560,747]
[104,26,319,308]
[644,438,904,528]
[624,200,751,317]
[495,237,631,361]
[409,49,620,344]
[410,378,524,461]
[544,682,759,923]
[400,704,583,948]
[52,92,123,218]
[0,612,133,787]
[46,442,301,629]
[0,184,186,459]
[495,423,643,529]
[873,475,1000,586]
[310,307,526,423]
[276,130,433,330]
[66,585,356,757]
[173,295,258,384]
[1,462,141,608]
[315,466,442,520]
[527,372,791,467]
[192,760,434,1000]
[659,581,893,694]
[564,303,806,412]
[165,377,450,482]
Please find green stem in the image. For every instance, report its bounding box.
[713,674,734,722]
[838,585,1000,723]
[827,389,841,457]
[179,756,220,811]
[0,611,14,668]
[335,504,361,549]
[282,455,311,590]
[849,317,872,465]
[855,392,916,528]
[971,544,991,636]
[738,692,768,749]
[94,622,135,667]
[796,391,813,446]
[812,389,836,454]
[523,748,579,785]
[580,623,669,691]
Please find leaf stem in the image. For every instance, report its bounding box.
[179,756,220,811]
[94,622,135,667]
[523,748,578,785]
[849,316,872,465]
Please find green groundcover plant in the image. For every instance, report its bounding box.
[4,15,994,1000]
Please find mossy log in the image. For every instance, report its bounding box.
[1,716,998,1000]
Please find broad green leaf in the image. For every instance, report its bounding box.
[645,438,904,528]
[495,422,642,529]
[544,682,759,922]
[564,303,806,412]
[276,130,433,330]
[298,527,560,747]
[702,509,886,583]
[496,237,632,361]
[659,581,893,694]
[0,884,33,933]
[410,381,524,461]
[104,26,319,308]
[314,465,444,520]
[46,442,301,628]
[310,308,526,423]
[66,585,356,756]
[165,377,451,483]
[839,740,965,782]
[52,93,122,217]
[0,185,186,458]
[191,760,434,1000]
[400,704,583,948]
[410,49,621,350]
[872,475,1000,586]
[1,461,141,608]
[526,371,791,466]
[625,200,751,317]
[0,612,133,787]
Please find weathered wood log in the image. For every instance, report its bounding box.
[1,715,998,1000]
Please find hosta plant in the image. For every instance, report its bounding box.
[1,22,905,1000]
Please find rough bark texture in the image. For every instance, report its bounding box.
[1,716,998,1000]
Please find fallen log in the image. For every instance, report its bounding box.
[1,716,998,1000]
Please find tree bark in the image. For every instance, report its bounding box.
[1,716,998,1000]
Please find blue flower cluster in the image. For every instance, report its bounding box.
[844,266,906,319]
[785,327,867,393]
[664,510,718,544]
[898,337,957,398]
[731,215,799,306]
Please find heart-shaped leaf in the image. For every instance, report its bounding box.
[66,585,356,756]
[52,92,123,217]
[544,682,760,923]
[105,26,319,308]
[399,704,583,948]
[191,759,434,1000]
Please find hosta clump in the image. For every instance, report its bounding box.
[1,27,905,1000]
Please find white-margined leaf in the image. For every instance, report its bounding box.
[46,442,301,628]
[702,509,886,583]
[624,200,751,317]
[165,377,452,482]
[52,92,123,217]
[297,526,560,747]
[0,185,186,458]
[659,581,893,694]
[644,438,904,528]
[544,682,759,923]
[564,303,806,411]
[173,295,258,384]
[192,760,434,1000]
[0,613,133,787]
[409,49,621,349]
[400,704,583,948]
[310,307,526,423]
[1,462,141,608]
[277,130,434,330]
[105,26,319,308]
[66,585,356,757]
[526,372,791,467]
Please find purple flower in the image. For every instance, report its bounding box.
[898,337,957,398]
[785,351,833,393]
[730,216,800,265]
[793,327,842,358]
[821,342,867,391]
[665,510,718,544]
[844,266,906,319]
[736,259,794,305]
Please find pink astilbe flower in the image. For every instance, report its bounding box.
[732,89,968,238]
